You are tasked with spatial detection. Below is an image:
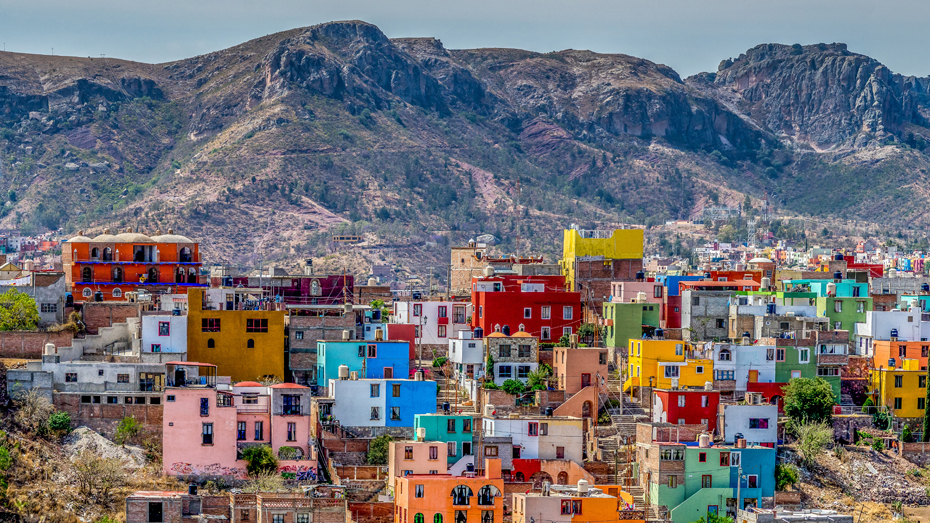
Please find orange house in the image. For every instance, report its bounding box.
[873,340,930,370]
[394,459,505,523]
[513,482,644,523]
[63,228,204,301]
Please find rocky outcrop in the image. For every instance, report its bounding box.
[690,43,930,149]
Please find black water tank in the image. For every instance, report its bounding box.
[223,276,233,287]
[833,271,842,280]
[891,328,899,338]
[835,254,844,261]
[65,294,74,307]
[766,303,776,315]
[635,271,645,281]
[655,328,665,338]
[474,327,484,339]
[372,310,381,321]
[742,332,751,338]
[545,407,554,417]
[889,358,896,368]
[502,325,511,336]
[189,484,198,496]
[173,308,181,316]
[922,283,929,293]
[94,291,103,302]
[442,402,450,412]
[412,291,422,300]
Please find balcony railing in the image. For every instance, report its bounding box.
[282,406,303,416]
[237,405,270,414]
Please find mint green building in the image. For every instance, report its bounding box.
[602,301,660,361]
[413,413,474,464]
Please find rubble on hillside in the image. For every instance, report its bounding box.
[63,426,147,469]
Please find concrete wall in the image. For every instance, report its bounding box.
[723,405,778,445]
[141,313,187,353]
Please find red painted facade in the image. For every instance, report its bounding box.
[663,295,683,329]
[746,382,788,413]
[63,229,204,301]
[652,389,720,433]
[707,270,763,283]
[470,274,581,343]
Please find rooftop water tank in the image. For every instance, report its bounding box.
[835,254,844,261]
[923,283,930,293]
[484,266,496,277]
[368,277,377,286]
[699,434,712,448]
[577,479,589,495]
[833,271,843,280]
[655,328,665,339]
[416,427,426,442]
[342,330,351,340]
[338,365,350,380]
[474,327,484,339]
[826,283,837,296]
[761,277,771,289]
[502,325,511,336]
[635,271,645,281]
[484,404,495,417]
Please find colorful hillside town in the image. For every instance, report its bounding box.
[7,224,930,522]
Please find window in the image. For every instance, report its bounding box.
[920,398,927,410]
[202,318,221,332]
[448,441,457,456]
[393,384,401,397]
[696,366,704,374]
[555,446,565,459]
[479,306,483,319]
[202,423,213,445]
[517,366,530,379]
[895,397,903,410]
[366,344,377,358]
[207,339,215,348]
[664,366,680,378]
[370,407,380,420]
[40,303,57,313]
[498,345,511,358]
[287,422,296,441]
[247,339,255,348]
[716,370,735,380]
[799,349,809,363]
[895,375,903,388]
[561,501,572,515]
[151,344,161,353]
[747,475,758,489]
[518,345,532,358]
[282,394,301,415]
[702,395,710,407]
[82,288,92,298]
[117,374,129,383]
[453,306,466,323]
[766,349,774,361]
[295,331,304,340]
[528,422,538,436]
[668,475,677,488]
[246,319,268,333]
[107,396,118,404]
[413,304,422,316]
[563,306,573,320]
[655,286,663,298]
[541,327,550,340]
[149,502,163,523]
[463,419,472,432]
[437,325,447,338]
[451,486,472,506]
[522,307,532,319]
[158,321,170,336]
[715,318,726,329]
[563,327,572,337]
[238,422,246,440]
[857,301,865,313]
[65,373,77,383]
[255,421,263,440]
[200,397,210,416]
[921,376,927,388]
[719,349,731,361]
[384,406,399,421]
[779,322,789,330]
[817,368,840,376]
[749,418,769,429]
[730,452,741,467]
[498,365,512,378]
[444,419,456,433]
[166,395,175,402]
[776,349,786,362]
[702,475,713,488]
[272,516,283,523]
[371,384,381,397]
[415,485,425,498]
[485,446,498,456]
[297,515,309,523]
[834,301,842,313]
[692,297,700,306]
[539,306,551,320]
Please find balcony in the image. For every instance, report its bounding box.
[237,405,270,414]
[818,353,849,366]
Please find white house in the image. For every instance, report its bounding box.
[482,415,584,464]
[713,343,777,392]
[723,404,778,445]
[141,313,188,354]
[393,301,473,345]
[856,307,930,356]
[327,378,437,428]
[449,330,486,387]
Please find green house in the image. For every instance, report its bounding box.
[413,413,475,464]
[603,301,660,350]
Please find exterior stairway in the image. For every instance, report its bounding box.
[434,374,478,416]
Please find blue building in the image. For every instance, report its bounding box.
[329,378,437,428]
[316,340,410,386]
[665,275,704,297]
[414,413,475,464]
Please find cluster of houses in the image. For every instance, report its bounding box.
[7,225,928,523]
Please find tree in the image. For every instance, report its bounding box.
[47,411,71,434]
[794,421,832,468]
[527,364,552,391]
[775,464,799,490]
[71,449,126,501]
[241,446,278,476]
[114,416,141,445]
[0,289,39,331]
[13,389,54,434]
[501,379,526,395]
[367,434,393,465]
[783,378,835,424]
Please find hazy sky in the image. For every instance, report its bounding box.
[2,0,930,77]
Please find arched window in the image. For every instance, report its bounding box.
[311,279,321,296]
[582,401,592,418]
[247,339,255,349]
[176,267,185,283]
[112,288,122,298]
[482,511,493,523]
[514,472,525,482]
[82,288,92,298]
[148,267,159,283]
[557,471,569,485]
[434,515,442,523]
[494,324,501,333]
[414,514,424,523]
[451,485,473,506]
[91,247,100,259]
[102,247,112,261]
[179,247,192,263]
[113,267,123,283]
[719,349,731,361]
[207,338,215,348]
[82,267,92,282]
[188,267,197,283]
[518,324,525,332]
[477,485,501,506]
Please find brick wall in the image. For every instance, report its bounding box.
[82,302,142,334]
[573,259,644,315]
[54,393,163,439]
[348,502,393,523]
[0,330,73,358]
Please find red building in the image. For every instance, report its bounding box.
[63,228,204,301]
[471,273,581,343]
[652,389,720,434]
[706,270,763,284]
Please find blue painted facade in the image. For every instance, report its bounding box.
[316,340,410,386]
[329,378,437,428]
[665,276,704,297]
[414,413,475,463]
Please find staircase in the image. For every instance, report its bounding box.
[434,374,478,416]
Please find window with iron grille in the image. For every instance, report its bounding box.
[201,318,221,332]
[246,319,268,332]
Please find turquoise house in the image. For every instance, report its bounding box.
[316,340,410,386]
[414,413,475,464]
[661,444,776,523]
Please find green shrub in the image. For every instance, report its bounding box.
[783,378,835,424]
[47,411,71,434]
[872,438,885,452]
[241,446,278,476]
[795,421,832,468]
[483,382,499,390]
[775,464,799,490]
[277,446,301,460]
[501,379,526,395]
[114,416,141,445]
[432,357,448,368]
[0,446,12,471]
[366,435,393,465]
[903,424,914,443]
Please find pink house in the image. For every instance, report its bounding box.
[552,347,608,395]
[609,281,664,304]
[162,363,317,480]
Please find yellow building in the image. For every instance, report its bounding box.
[186,288,287,382]
[624,339,713,392]
[560,228,644,291]
[871,359,927,419]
